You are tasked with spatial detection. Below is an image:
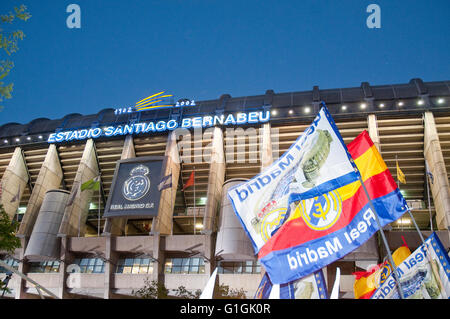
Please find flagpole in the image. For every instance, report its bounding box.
[77,180,81,238]
[98,176,101,237]
[425,161,433,232]
[193,166,196,235]
[170,166,173,236]
[396,155,403,231]
[358,175,405,299]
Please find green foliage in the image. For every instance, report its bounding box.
[0,204,21,253]
[215,283,247,299]
[0,4,31,109]
[132,278,169,299]
[0,204,20,295]
[173,285,201,299]
[132,278,247,299]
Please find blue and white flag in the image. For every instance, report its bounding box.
[254,270,328,299]
[371,232,450,299]
[227,105,359,253]
[158,174,172,191]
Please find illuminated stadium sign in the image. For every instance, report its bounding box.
[47,110,270,143]
[113,91,196,115]
[47,90,271,143]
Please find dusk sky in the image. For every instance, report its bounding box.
[0,0,449,125]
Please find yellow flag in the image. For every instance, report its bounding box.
[396,159,406,184]
[392,245,411,266]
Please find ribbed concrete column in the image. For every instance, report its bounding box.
[203,127,225,234]
[58,139,100,237]
[103,135,135,235]
[151,131,180,235]
[367,114,381,152]
[260,123,273,171]
[152,234,165,283]
[57,236,74,299]
[17,144,63,237]
[1,147,28,219]
[423,112,450,232]
[103,235,118,299]
[15,238,36,299]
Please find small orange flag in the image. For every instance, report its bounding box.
[183,171,195,191]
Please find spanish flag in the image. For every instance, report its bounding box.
[353,238,411,299]
[353,262,386,299]
[258,131,408,284]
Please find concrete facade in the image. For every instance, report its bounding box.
[151,131,181,236]
[0,147,29,219]
[424,112,450,233]
[17,144,63,237]
[1,79,449,299]
[58,139,100,237]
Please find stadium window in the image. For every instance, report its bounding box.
[28,261,60,273]
[0,259,19,273]
[164,257,205,274]
[72,258,105,274]
[218,260,261,274]
[115,257,154,275]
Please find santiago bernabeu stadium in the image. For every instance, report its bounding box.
[0,78,449,299]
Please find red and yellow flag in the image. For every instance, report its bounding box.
[353,238,411,299]
[353,262,386,299]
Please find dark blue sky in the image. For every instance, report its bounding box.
[1,0,449,125]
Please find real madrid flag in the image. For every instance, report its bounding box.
[258,131,408,284]
[254,270,328,299]
[227,105,360,253]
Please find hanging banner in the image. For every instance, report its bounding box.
[254,270,328,299]
[228,106,359,253]
[371,232,450,299]
[258,131,409,284]
[103,157,164,218]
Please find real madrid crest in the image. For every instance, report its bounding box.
[297,189,342,231]
[122,164,151,201]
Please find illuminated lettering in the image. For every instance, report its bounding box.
[48,111,271,144]
[224,114,236,125]
[182,118,192,128]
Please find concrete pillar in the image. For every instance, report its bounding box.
[17,144,63,238]
[367,114,381,152]
[204,234,215,275]
[423,112,450,232]
[57,236,74,299]
[152,234,165,283]
[58,139,100,237]
[15,238,39,299]
[103,235,118,299]
[203,127,225,234]
[1,147,29,219]
[24,189,70,261]
[103,135,135,236]
[260,123,273,170]
[151,131,180,235]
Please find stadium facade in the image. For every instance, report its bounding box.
[0,78,449,299]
